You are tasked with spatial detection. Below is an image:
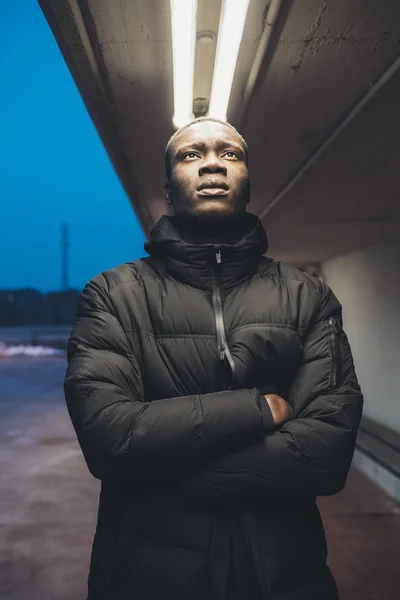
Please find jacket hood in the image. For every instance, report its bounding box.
[144,212,268,290]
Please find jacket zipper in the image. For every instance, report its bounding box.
[211,246,235,598]
[212,247,265,598]
[211,246,236,389]
[328,317,342,387]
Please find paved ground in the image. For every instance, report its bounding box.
[320,468,400,600]
[0,357,99,600]
[0,357,399,599]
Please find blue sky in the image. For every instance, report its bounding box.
[0,1,146,292]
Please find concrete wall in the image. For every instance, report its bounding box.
[321,235,400,434]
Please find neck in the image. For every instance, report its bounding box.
[171,214,247,245]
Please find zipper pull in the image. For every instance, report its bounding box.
[215,248,222,264]
[329,318,340,335]
[219,346,225,361]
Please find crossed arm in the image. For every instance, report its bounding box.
[180,288,363,505]
[65,277,272,484]
[65,275,363,501]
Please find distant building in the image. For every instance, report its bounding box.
[43,289,80,325]
[0,288,80,326]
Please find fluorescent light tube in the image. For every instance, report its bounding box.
[209,0,250,121]
[170,0,197,128]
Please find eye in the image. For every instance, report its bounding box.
[183,152,199,160]
[223,151,239,159]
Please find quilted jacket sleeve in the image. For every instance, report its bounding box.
[64,276,270,483]
[181,281,364,504]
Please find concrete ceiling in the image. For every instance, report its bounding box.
[39,0,400,265]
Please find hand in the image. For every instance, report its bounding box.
[264,394,294,427]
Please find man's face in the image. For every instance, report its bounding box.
[165,121,250,220]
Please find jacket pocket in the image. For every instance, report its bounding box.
[327,318,342,388]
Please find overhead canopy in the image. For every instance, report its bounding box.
[39,0,400,265]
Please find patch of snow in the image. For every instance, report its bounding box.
[0,342,63,358]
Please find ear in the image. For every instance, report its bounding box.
[164,182,172,205]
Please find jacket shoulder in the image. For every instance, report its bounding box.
[260,258,341,321]
[260,258,322,294]
[84,258,153,296]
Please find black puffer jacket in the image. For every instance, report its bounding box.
[65,213,363,600]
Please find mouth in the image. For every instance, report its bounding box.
[197,178,229,196]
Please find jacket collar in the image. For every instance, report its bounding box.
[144,212,268,291]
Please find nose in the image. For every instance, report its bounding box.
[198,153,227,176]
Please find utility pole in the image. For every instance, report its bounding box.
[61,223,69,290]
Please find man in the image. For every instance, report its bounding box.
[65,117,363,600]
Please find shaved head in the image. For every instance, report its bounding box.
[164,118,250,221]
